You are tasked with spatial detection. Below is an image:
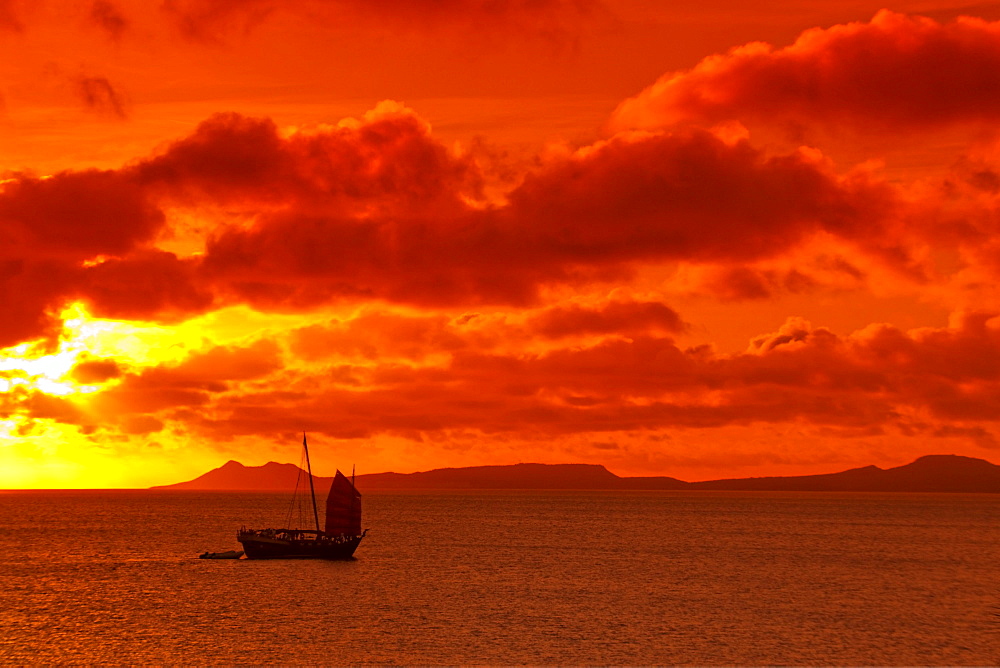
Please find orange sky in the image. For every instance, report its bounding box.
[4,0,1000,488]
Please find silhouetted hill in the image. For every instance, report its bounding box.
[689,465,887,492]
[152,454,1000,492]
[357,463,648,489]
[150,460,333,491]
[870,454,1000,492]
[687,455,1000,493]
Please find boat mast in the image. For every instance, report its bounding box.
[302,432,321,533]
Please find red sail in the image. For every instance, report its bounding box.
[325,470,362,536]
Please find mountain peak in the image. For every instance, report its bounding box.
[907,454,993,467]
[151,460,326,491]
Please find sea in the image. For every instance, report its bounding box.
[0,490,997,666]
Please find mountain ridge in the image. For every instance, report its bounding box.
[151,454,1000,493]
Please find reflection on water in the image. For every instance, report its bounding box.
[0,490,997,665]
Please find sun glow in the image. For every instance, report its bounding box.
[0,302,172,397]
[0,300,336,487]
[0,420,84,488]
[0,344,87,396]
[0,300,334,407]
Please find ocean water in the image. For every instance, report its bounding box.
[0,490,997,665]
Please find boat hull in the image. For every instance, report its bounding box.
[199,550,244,559]
[237,530,363,560]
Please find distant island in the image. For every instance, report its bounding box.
[152,454,1000,493]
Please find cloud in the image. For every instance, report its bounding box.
[526,300,686,339]
[0,260,78,348]
[289,312,467,362]
[23,391,88,425]
[0,170,162,261]
[75,76,129,119]
[0,104,479,345]
[89,0,128,41]
[611,11,1000,134]
[0,0,22,32]
[71,358,123,384]
[749,316,836,353]
[151,320,894,441]
[701,266,819,301]
[13,301,1000,462]
[508,131,894,264]
[0,169,166,347]
[120,414,165,435]
[78,250,214,322]
[286,299,685,365]
[198,126,899,311]
[86,339,283,417]
[0,103,916,349]
[137,104,481,215]
[160,0,274,42]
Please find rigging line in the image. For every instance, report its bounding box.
[303,432,321,533]
[351,463,356,525]
[284,441,308,529]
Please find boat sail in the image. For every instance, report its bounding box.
[237,434,366,559]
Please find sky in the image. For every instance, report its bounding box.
[3,0,1000,488]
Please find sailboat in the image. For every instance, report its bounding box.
[237,434,366,559]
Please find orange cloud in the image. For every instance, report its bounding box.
[70,358,122,384]
[86,338,282,418]
[9,298,1000,482]
[11,1,1000,487]
[52,307,995,447]
[3,90,999,482]
[612,11,1000,134]
[0,102,934,350]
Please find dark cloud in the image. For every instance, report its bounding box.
[0,0,22,32]
[79,251,214,322]
[75,76,129,119]
[0,168,164,347]
[527,300,686,338]
[0,169,161,261]
[0,259,79,348]
[89,0,128,41]
[160,0,274,43]
[198,127,898,310]
[71,358,123,384]
[137,108,481,215]
[701,266,822,301]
